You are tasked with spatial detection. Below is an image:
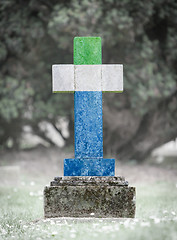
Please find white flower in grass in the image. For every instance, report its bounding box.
[171,211,176,215]
[134,218,139,223]
[70,233,76,238]
[30,181,35,186]
[1,229,7,235]
[163,210,168,214]
[154,218,160,224]
[7,195,11,199]
[23,225,28,229]
[90,213,95,216]
[51,231,58,236]
[29,192,34,196]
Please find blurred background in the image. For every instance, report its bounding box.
[1,2,177,238]
[0,0,177,166]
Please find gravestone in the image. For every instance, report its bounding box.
[44,37,136,218]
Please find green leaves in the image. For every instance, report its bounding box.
[0,77,34,121]
[0,0,176,149]
[0,42,7,62]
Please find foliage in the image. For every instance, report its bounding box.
[0,0,176,159]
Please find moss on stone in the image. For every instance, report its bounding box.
[44,177,136,218]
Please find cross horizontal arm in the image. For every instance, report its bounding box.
[52,64,123,92]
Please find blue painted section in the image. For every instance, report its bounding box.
[74,91,103,159]
[63,91,115,176]
[64,158,115,176]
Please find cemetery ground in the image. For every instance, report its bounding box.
[0,147,177,240]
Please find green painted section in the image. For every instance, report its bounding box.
[74,37,102,65]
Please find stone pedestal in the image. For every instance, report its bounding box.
[44,176,136,218]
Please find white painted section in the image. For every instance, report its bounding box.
[102,64,123,92]
[52,64,123,92]
[52,65,74,92]
[75,65,101,91]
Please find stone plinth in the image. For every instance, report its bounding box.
[44,176,136,218]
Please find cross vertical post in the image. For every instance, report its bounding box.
[74,37,103,160]
[64,37,115,176]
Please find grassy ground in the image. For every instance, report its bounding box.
[0,148,177,240]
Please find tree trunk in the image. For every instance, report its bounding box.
[103,90,177,161]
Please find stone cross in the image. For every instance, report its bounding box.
[52,37,123,176]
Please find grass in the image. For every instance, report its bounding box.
[0,147,177,239]
[0,179,177,240]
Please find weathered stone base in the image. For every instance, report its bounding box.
[44,176,136,218]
